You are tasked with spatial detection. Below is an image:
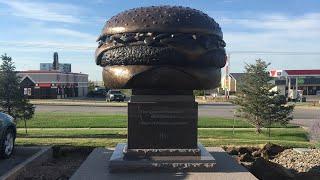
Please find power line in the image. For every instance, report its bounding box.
[228,51,320,55]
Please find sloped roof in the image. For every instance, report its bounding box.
[229,73,246,81]
[285,70,320,76]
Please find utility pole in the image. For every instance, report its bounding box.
[225,54,230,100]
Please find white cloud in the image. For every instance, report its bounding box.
[0,40,95,51]
[219,13,320,37]
[210,12,320,72]
[213,12,320,53]
[48,28,97,41]
[236,15,317,32]
[0,0,82,23]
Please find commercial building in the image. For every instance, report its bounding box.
[270,69,320,99]
[18,52,89,99]
[222,69,320,99]
[18,71,88,99]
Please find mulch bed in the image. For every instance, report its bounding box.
[16,146,93,180]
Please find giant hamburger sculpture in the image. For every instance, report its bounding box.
[96,6,227,172]
[96,6,226,90]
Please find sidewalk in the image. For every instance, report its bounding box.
[30,99,127,107]
[30,99,233,107]
[30,99,320,109]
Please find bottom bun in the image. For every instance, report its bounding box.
[102,65,221,90]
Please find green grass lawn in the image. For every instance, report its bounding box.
[16,112,298,128]
[15,112,312,148]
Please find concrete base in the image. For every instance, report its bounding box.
[71,147,257,180]
[124,146,201,158]
[110,143,215,172]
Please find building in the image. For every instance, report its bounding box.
[270,69,320,99]
[40,52,71,73]
[221,69,320,100]
[40,63,71,73]
[18,71,88,99]
[18,52,89,99]
[221,73,245,93]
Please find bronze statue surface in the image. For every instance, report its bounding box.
[95,6,227,90]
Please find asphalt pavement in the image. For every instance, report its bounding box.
[35,104,319,119]
[0,147,41,176]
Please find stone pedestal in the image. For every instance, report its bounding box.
[128,94,198,150]
[109,90,216,172]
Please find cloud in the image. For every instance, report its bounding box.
[210,12,320,53]
[48,28,97,41]
[0,0,82,23]
[214,12,320,72]
[0,40,95,51]
[219,13,320,37]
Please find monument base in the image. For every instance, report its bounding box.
[109,143,216,173]
[124,146,201,159]
[71,146,258,180]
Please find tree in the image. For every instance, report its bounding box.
[88,80,96,93]
[15,98,35,134]
[0,54,21,115]
[264,94,294,138]
[233,59,294,133]
[0,54,35,132]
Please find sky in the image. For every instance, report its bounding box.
[0,0,320,81]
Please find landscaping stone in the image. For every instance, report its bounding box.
[225,147,239,155]
[226,145,320,179]
[252,150,261,158]
[237,153,255,162]
[271,149,320,173]
[238,147,252,155]
[261,143,285,157]
[250,157,295,180]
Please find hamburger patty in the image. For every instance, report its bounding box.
[97,32,226,67]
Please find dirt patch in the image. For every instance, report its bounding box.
[16,146,93,180]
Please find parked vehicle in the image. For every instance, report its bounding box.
[0,112,16,159]
[106,90,126,102]
[87,87,107,98]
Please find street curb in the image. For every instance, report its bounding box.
[31,102,234,107]
[0,146,52,180]
[294,106,320,110]
[32,102,128,107]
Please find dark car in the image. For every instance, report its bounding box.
[87,88,107,98]
[0,112,16,159]
[106,90,126,102]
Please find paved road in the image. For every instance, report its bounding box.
[36,104,319,119]
[35,104,237,117]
